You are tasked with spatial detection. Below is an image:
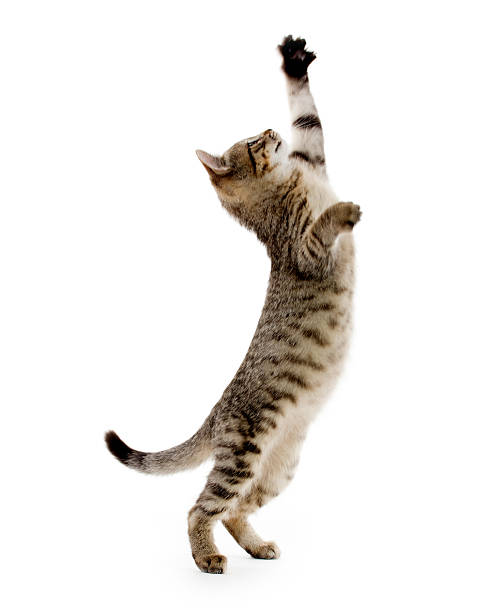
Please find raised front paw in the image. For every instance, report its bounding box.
[278,35,316,78]
[330,201,362,232]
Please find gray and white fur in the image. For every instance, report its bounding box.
[105,36,362,574]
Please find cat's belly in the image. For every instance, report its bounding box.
[253,314,353,498]
[248,343,350,506]
[274,283,353,427]
[226,239,355,510]
[222,311,353,517]
[285,323,351,425]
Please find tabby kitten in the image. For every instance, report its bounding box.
[106,35,361,574]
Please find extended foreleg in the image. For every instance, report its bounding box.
[279,36,326,171]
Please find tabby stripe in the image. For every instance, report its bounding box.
[254,493,265,508]
[332,285,348,295]
[240,410,259,438]
[290,151,311,163]
[261,402,280,412]
[215,452,234,462]
[196,504,227,517]
[290,150,325,166]
[328,317,339,329]
[264,387,296,403]
[278,176,299,208]
[282,352,324,371]
[262,416,277,429]
[310,229,324,248]
[208,483,237,500]
[290,200,306,232]
[306,242,319,260]
[293,114,322,129]
[247,142,257,174]
[287,204,299,232]
[276,371,309,389]
[300,326,329,346]
[215,466,254,479]
[307,302,335,313]
[299,214,310,236]
[278,190,290,207]
[296,208,309,237]
[234,441,261,456]
[237,422,262,438]
[260,302,334,323]
[286,321,302,331]
[271,330,297,347]
[300,294,317,302]
[261,311,304,327]
[215,442,237,451]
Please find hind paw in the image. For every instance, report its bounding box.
[195,554,227,574]
[247,541,281,560]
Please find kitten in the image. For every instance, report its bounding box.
[105,35,361,574]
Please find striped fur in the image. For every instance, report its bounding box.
[279,35,326,171]
[105,36,361,574]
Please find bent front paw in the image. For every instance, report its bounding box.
[278,35,316,78]
[330,202,362,232]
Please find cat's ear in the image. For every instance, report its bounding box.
[196,150,232,177]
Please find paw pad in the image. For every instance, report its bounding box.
[197,554,227,574]
[278,35,316,78]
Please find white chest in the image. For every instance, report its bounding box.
[303,171,339,220]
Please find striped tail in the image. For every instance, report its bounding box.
[105,418,213,475]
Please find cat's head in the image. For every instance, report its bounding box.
[196,129,290,241]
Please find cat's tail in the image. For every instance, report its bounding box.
[104,418,213,475]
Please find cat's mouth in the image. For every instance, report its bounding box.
[248,130,280,146]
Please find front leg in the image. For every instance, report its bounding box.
[297,202,361,276]
[278,36,326,171]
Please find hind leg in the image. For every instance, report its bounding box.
[187,504,227,574]
[223,489,281,560]
[223,428,304,560]
[188,439,264,573]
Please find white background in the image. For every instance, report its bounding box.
[1,1,490,610]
